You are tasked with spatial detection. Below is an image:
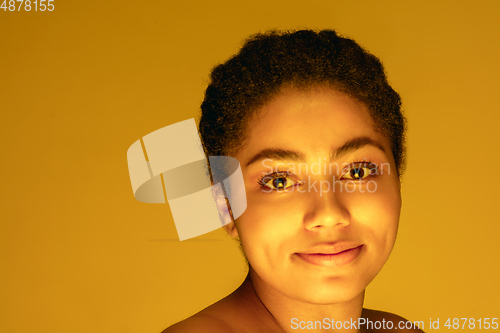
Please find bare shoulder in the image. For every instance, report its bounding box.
[161,293,242,333]
[161,277,280,333]
[161,313,234,333]
[362,308,425,332]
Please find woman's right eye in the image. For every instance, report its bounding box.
[257,172,301,191]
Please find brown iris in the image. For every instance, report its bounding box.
[350,167,364,179]
[272,177,287,189]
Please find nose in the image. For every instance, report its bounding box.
[302,186,351,230]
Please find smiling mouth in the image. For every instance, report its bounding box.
[295,245,364,267]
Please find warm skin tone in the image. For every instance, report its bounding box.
[164,86,423,333]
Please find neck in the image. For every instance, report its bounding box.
[246,268,365,333]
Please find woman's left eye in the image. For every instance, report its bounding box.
[340,162,378,180]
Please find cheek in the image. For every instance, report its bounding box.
[346,181,401,249]
[236,194,301,263]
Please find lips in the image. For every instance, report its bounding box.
[295,243,364,267]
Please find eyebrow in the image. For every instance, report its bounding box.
[245,136,386,168]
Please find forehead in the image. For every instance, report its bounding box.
[238,86,389,161]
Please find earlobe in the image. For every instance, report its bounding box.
[222,221,239,238]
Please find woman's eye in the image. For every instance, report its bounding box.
[259,173,300,191]
[341,162,378,180]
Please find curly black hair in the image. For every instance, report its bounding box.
[198,29,406,176]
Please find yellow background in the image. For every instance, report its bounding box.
[1,1,499,332]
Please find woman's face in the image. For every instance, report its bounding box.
[228,86,401,304]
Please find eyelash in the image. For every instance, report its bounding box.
[257,160,379,192]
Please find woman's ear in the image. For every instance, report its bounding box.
[222,221,239,238]
[212,183,238,238]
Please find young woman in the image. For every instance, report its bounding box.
[164,29,423,333]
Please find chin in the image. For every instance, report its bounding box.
[290,280,367,305]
